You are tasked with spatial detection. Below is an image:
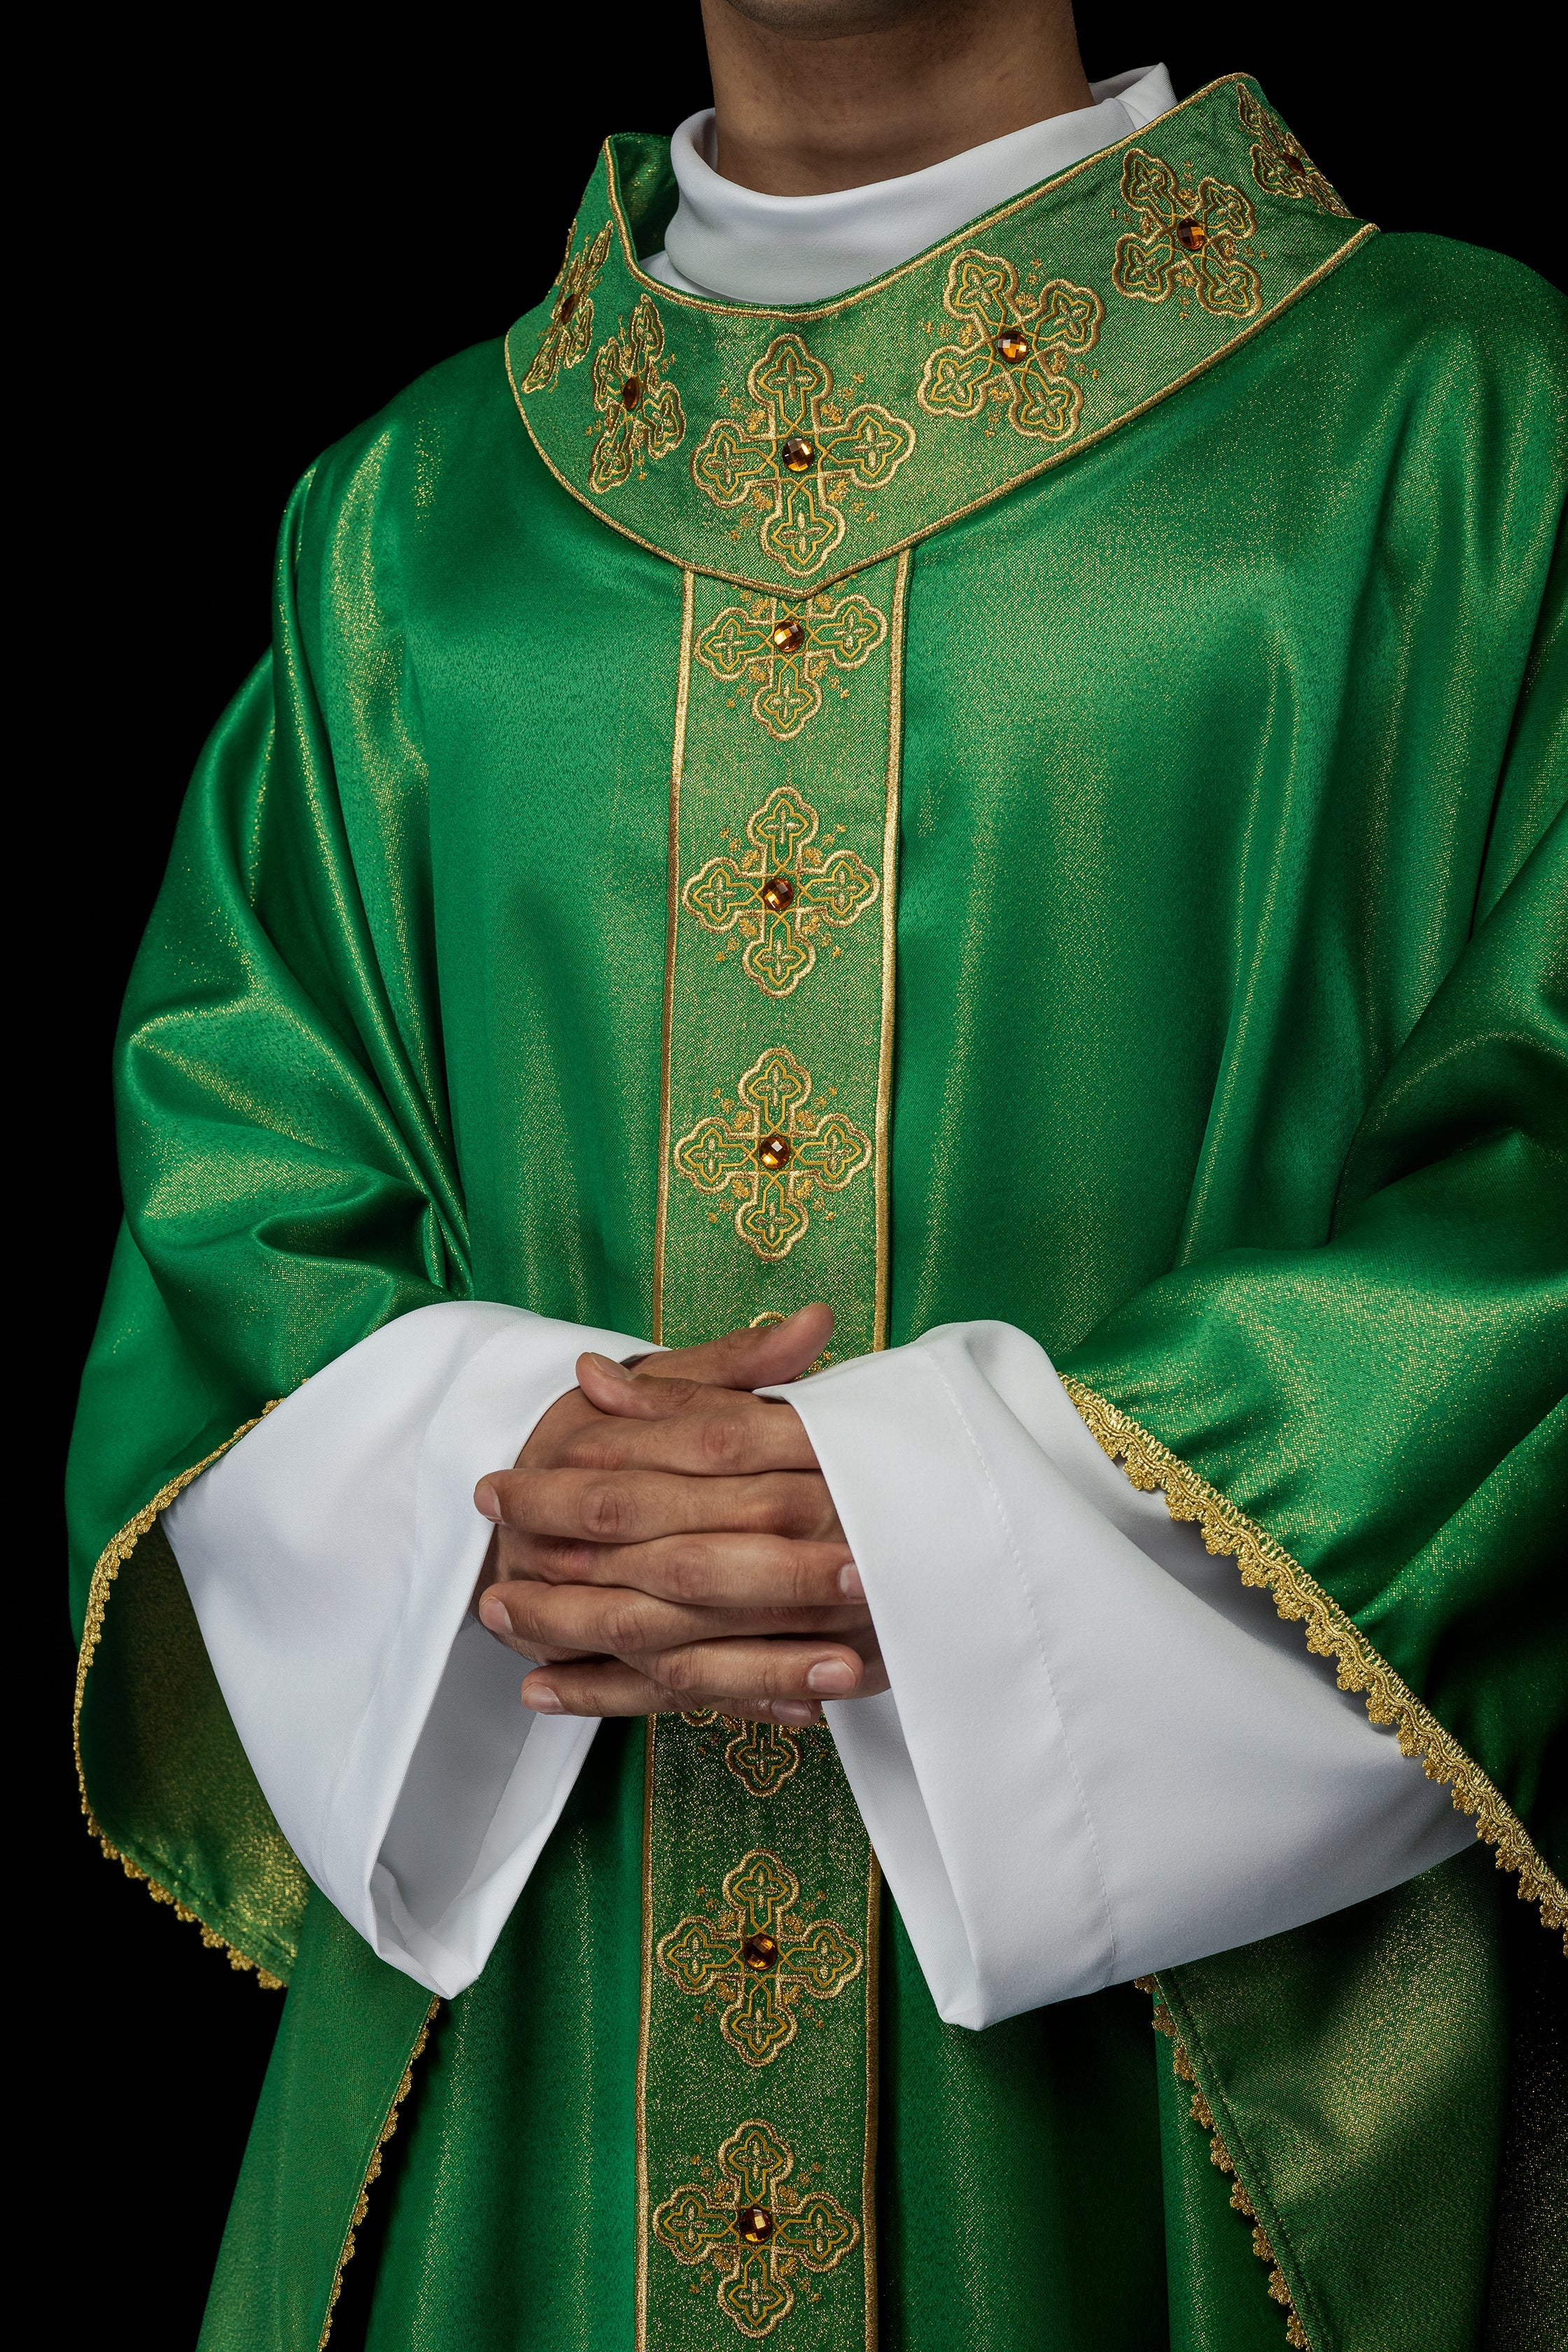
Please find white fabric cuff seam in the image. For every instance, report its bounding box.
[923,1345,1120,1980]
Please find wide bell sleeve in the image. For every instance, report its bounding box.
[160,1301,649,1998]
[780,1326,1474,2029]
[67,468,477,1984]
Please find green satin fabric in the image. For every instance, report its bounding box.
[69,106,1567,2352]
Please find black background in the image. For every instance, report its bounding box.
[38,8,1553,2339]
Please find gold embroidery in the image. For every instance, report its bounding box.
[674,1045,872,1261]
[682,783,880,995]
[650,567,695,1349]
[682,1709,811,1797]
[653,2117,860,2339]
[522,223,613,392]
[657,1848,864,2066]
[1238,84,1351,218]
[318,1998,440,2349]
[696,591,888,742]
[691,333,915,575]
[589,294,687,491]
[1074,1386,1567,1949]
[1112,150,1261,318]
[918,251,1102,443]
[74,1406,290,1986]
[1140,1982,1310,2348]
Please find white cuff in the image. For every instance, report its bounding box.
[778,1322,1474,2027]
[163,1301,649,1997]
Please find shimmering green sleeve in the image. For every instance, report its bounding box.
[1061,553,1567,1904]
[66,470,468,1974]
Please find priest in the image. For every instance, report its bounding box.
[69,2,1565,2346]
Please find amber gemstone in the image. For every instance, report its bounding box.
[558,292,578,321]
[622,375,642,408]
[1286,148,1307,174]
[741,1931,781,1972]
[770,616,806,655]
[738,2206,775,2245]
[1174,218,1208,252]
[995,327,1030,364]
[780,435,816,473]
[757,1132,793,1172]
[760,874,796,913]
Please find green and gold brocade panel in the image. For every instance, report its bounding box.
[639,554,906,2347]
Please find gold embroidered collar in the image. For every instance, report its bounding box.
[507,74,1370,594]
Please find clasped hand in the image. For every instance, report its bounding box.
[472,1305,884,1723]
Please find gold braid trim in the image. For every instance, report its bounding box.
[318,1997,440,2350]
[72,1405,288,1987]
[1137,1978,1310,2350]
[1067,1380,1567,1952]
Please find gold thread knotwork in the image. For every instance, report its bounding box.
[1112,149,1261,318]
[1137,1980,1310,2348]
[317,1998,440,2350]
[1237,84,1350,217]
[512,83,1376,597]
[1074,1386,1567,1950]
[683,783,880,995]
[691,333,915,576]
[918,250,1102,443]
[653,2117,860,2339]
[695,591,888,742]
[523,221,613,391]
[673,1045,872,1262]
[657,1848,864,2067]
[73,1405,290,1986]
[682,1709,812,1796]
[590,295,687,492]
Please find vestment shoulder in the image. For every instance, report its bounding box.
[290,335,530,554]
[1344,231,1567,396]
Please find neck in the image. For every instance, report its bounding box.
[699,0,1093,195]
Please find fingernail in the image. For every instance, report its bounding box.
[807,1659,856,1694]
[773,1701,818,1724]
[478,1591,510,1637]
[474,1481,502,1522]
[523,1684,564,1714]
[838,1563,864,1600]
[582,1351,629,1380]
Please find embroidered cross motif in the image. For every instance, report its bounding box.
[682,784,880,997]
[673,1046,872,1261]
[691,332,915,575]
[1237,85,1351,217]
[657,1849,864,2068]
[1112,150,1261,318]
[682,1710,811,1797]
[653,2118,860,2339]
[694,591,889,742]
[918,249,1102,442]
[522,223,612,392]
[589,295,687,491]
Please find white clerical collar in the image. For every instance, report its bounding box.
[645,63,1176,304]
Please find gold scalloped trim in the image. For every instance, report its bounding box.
[1138,1978,1310,2348]
[1068,1380,1566,1952]
[73,1405,288,1987]
[318,1998,440,2349]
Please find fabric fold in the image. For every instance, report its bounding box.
[164,1301,646,1996]
[779,1322,1474,2026]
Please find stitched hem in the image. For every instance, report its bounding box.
[73,1408,290,1987]
[1064,1379,1567,1953]
[1137,1976,1312,2347]
[317,1998,440,2348]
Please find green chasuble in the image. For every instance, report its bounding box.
[68,75,1567,2352]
